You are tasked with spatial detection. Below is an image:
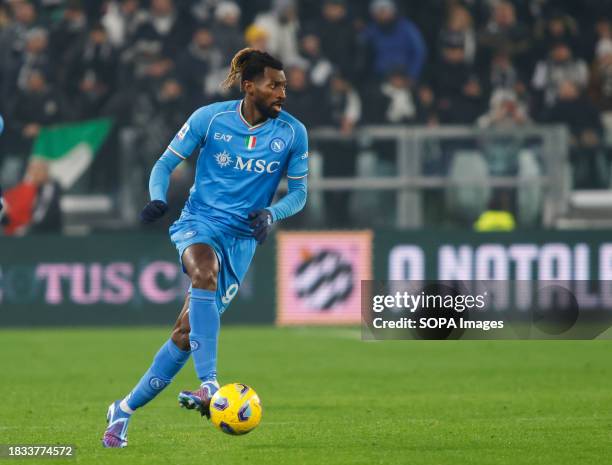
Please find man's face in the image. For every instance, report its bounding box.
[91,28,107,44]
[323,3,346,21]
[152,0,173,16]
[287,67,306,91]
[245,67,287,119]
[26,159,49,186]
[194,29,213,48]
[552,45,571,62]
[301,34,320,56]
[27,72,45,92]
[494,3,515,28]
[14,2,36,24]
[373,7,395,24]
[122,0,139,15]
[26,33,47,53]
[443,47,465,63]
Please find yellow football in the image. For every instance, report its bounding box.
[209,383,262,435]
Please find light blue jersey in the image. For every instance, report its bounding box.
[110,96,309,443]
[167,99,308,237]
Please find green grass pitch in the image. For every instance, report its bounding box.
[1,327,611,465]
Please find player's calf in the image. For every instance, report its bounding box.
[171,297,191,351]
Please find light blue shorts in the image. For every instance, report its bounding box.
[169,214,257,313]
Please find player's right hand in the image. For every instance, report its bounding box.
[140,200,168,223]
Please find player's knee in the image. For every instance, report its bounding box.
[171,326,191,351]
[190,267,218,290]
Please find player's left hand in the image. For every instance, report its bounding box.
[140,200,168,223]
[248,209,273,244]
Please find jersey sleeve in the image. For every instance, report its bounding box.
[286,122,309,179]
[167,106,214,159]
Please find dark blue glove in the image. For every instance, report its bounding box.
[248,209,273,244]
[140,200,168,223]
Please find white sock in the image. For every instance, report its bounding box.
[119,399,135,415]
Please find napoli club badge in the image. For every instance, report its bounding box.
[270,138,285,153]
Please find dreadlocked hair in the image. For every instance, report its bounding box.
[221,48,283,90]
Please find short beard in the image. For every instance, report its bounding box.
[254,99,279,119]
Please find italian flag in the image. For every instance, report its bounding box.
[31,119,112,189]
[245,135,257,150]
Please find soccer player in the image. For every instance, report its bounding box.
[102,48,308,448]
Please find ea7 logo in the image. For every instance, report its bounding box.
[214,132,233,142]
[234,156,280,174]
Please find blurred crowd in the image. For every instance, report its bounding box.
[1,0,612,187]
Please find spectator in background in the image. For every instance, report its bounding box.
[0,4,9,42]
[254,0,300,63]
[589,35,612,138]
[102,0,147,49]
[65,22,118,119]
[8,69,68,153]
[176,25,223,104]
[544,80,602,147]
[298,29,333,88]
[432,39,485,124]
[1,158,62,235]
[532,41,589,111]
[244,24,269,52]
[415,84,439,126]
[130,0,192,59]
[282,58,322,128]
[360,0,426,82]
[13,27,52,92]
[477,89,531,128]
[0,0,39,62]
[364,67,418,125]
[532,10,579,62]
[594,17,612,52]
[439,5,476,65]
[0,0,39,101]
[129,52,175,124]
[324,72,361,134]
[140,53,174,90]
[478,1,531,68]
[189,0,220,25]
[49,0,88,73]
[318,71,362,227]
[589,18,612,120]
[316,0,356,79]
[544,80,606,187]
[211,1,244,66]
[489,50,520,92]
[152,77,189,143]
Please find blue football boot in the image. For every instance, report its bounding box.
[102,400,131,448]
[178,380,220,418]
